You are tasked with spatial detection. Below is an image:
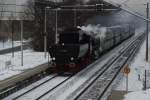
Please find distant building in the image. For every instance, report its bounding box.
[0,0,28,20]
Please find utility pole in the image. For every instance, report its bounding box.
[44,7,47,58]
[146,2,149,62]
[74,9,77,27]
[12,20,14,57]
[21,20,23,66]
[56,9,58,44]
[44,7,51,58]
[10,12,14,57]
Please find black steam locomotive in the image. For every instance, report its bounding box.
[49,25,135,73]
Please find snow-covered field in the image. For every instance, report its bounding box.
[0,40,21,50]
[0,50,49,80]
[114,33,150,100]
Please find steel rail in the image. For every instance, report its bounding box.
[75,34,145,100]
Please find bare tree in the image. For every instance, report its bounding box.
[0,0,6,46]
[8,12,15,56]
[0,0,4,37]
[20,0,35,20]
[19,0,35,40]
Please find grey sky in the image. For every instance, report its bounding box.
[107,0,149,16]
[1,0,150,20]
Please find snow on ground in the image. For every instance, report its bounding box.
[0,40,21,50]
[0,49,49,81]
[115,41,145,91]
[124,89,150,100]
[116,33,150,91]
[115,33,150,100]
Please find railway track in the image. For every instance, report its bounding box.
[38,33,145,100]
[75,34,144,100]
[1,33,144,100]
[0,63,49,99]
[4,75,72,100]
[9,74,58,99]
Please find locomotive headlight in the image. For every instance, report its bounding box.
[52,57,56,60]
[71,57,74,61]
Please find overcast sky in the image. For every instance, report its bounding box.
[1,0,150,20]
[1,0,27,5]
[107,0,149,16]
[16,0,27,5]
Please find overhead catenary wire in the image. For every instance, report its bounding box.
[104,0,150,22]
[0,0,150,22]
[0,3,28,7]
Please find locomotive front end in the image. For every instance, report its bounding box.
[49,44,79,70]
[49,28,90,74]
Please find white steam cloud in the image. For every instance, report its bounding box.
[77,24,107,39]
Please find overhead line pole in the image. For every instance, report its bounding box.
[44,7,47,58]
[146,2,149,62]
[21,20,23,66]
[55,0,58,44]
[12,20,14,57]
[74,9,77,27]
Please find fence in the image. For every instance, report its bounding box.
[0,59,12,72]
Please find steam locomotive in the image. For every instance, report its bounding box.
[49,25,135,74]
